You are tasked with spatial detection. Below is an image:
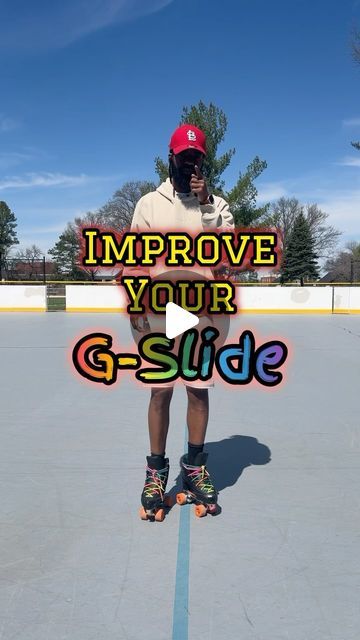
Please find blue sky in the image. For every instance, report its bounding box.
[0,0,360,254]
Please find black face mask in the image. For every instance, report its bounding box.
[169,157,196,193]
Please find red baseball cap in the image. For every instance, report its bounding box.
[169,124,206,156]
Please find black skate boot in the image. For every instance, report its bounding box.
[176,452,218,517]
[139,456,171,522]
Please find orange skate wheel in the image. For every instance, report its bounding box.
[139,507,148,520]
[176,493,187,505]
[194,504,207,518]
[154,508,165,522]
[164,495,174,507]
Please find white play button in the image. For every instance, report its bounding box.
[165,302,199,339]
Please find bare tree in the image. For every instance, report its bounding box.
[266,197,300,248]
[14,244,43,279]
[265,197,341,259]
[15,244,42,261]
[324,241,360,282]
[305,203,342,258]
[97,180,156,230]
[49,180,156,279]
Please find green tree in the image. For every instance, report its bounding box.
[155,100,268,225]
[280,212,320,285]
[48,222,87,280]
[227,156,269,226]
[0,201,19,279]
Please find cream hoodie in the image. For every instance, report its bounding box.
[125,178,234,280]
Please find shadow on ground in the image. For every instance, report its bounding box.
[167,435,271,502]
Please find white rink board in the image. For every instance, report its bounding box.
[235,285,333,311]
[66,284,126,310]
[333,286,360,312]
[350,287,360,310]
[64,284,360,313]
[0,284,354,314]
[0,285,46,309]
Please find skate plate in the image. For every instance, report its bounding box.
[139,495,174,522]
[176,490,219,517]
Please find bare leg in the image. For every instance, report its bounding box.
[148,387,173,455]
[186,387,209,445]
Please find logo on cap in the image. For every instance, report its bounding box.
[169,124,206,155]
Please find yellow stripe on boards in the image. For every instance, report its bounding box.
[66,307,125,312]
[238,309,331,314]
[0,307,46,312]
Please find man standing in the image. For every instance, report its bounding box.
[128,124,234,519]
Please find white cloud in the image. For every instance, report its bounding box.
[0,147,54,170]
[0,114,21,132]
[21,223,69,234]
[255,173,360,239]
[316,190,360,237]
[0,152,33,170]
[257,182,288,203]
[337,156,360,167]
[15,223,74,254]
[0,172,91,190]
[0,0,174,51]
[13,239,54,254]
[342,118,360,127]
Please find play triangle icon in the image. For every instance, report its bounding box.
[165,302,199,339]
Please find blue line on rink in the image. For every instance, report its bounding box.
[172,435,190,640]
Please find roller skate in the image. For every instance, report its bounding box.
[139,456,172,522]
[176,453,219,518]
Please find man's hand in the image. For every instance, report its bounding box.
[130,315,150,333]
[190,165,210,204]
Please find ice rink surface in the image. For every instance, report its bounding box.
[0,312,359,640]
